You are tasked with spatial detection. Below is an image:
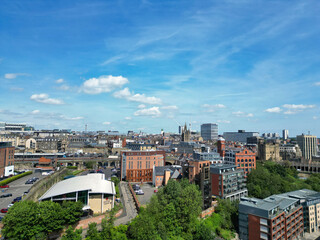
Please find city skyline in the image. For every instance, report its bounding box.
[1,0,320,135]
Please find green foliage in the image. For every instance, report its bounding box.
[72,170,84,175]
[247,161,316,199]
[67,166,78,169]
[127,179,202,240]
[0,171,32,186]
[2,201,83,239]
[112,176,120,186]
[61,226,82,240]
[85,161,95,169]
[86,222,100,240]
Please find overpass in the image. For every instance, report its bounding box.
[14,156,121,168]
[282,160,320,173]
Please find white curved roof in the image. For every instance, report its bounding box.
[39,173,115,201]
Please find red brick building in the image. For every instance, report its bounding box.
[224,147,256,177]
[0,142,15,178]
[120,150,165,182]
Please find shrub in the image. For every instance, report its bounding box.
[0,171,32,186]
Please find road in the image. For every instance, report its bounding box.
[0,170,46,218]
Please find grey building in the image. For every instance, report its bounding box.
[223,130,259,143]
[297,134,318,160]
[201,123,218,141]
[193,151,222,164]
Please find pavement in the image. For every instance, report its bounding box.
[302,231,320,240]
[136,183,156,206]
[115,182,138,226]
[0,170,46,218]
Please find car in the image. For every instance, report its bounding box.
[97,170,104,173]
[25,180,33,184]
[132,184,140,190]
[154,189,158,193]
[11,199,20,204]
[0,193,12,198]
[136,189,144,195]
[0,216,3,221]
[7,204,14,208]
[0,185,9,188]
[1,208,8,213]
[112,168,117,173]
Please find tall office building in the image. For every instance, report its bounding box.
[201,123,218,141]
[223,130,259,143]
[297,134,317,160]
[282,129,289,140]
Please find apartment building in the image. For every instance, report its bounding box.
[210,164,247,201]
[0,142,15,178]
[239,195,304,240]
[120,150,165,182]
[224,147,256,177]
[296,134,317,160]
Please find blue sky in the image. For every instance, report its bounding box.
[1,0,320,136]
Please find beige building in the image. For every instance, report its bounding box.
[258,139,282,161]
[39,173,116,214]
[297,134,317,160]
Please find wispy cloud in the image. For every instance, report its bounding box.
[232,111,253,117]
[265,107,282,113]
[202,104,226,112]
[4,73,29,79]
[113,88,162,105]
[134,107,161,117]
[30,94,64,105]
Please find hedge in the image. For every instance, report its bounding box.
[0,171,32,186]
[66,166,77,169]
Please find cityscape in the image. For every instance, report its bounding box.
[1,1,320,240]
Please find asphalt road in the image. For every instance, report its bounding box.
[0,171,46,218]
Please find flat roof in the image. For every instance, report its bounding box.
[39,173,115,201]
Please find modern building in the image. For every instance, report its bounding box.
[0,142,15,178]
[297,134,318,160]
[120,150,165,182]
[210,164,247,201]
[224,147,256,177]
[187,159,211,209]
[39,173,116,214]
[201,123,218,141]
[283,129,289,140]
[193,151,222,164]
[277,189,320,233]
[239,194,304,240]
[223,130,259,143]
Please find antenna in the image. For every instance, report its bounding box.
[85,124,87,132]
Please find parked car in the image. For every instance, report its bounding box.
[0,193,12,198]
[25,180,33,184]
[0,216,3,221]
[0,185,9,188]
[136,189,144,195]
[1,208,8,213]
[132,184,140,190]
[154,189,158,193]
[97,170,104,173]
[8,204,14,208]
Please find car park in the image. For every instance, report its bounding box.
[0,185,9,188]
[1,208,8,213]
[0,193,12,198]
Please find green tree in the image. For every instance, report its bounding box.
[61,226,82,240]
[86,222,100,240]
[62,201,83,225]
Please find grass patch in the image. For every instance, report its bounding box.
[72,170,84,175]
[0,171,32,186]
[67,166,77,169]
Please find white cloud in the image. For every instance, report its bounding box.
[161,105,178,110]
[283,104,316,109]
[10,87,24,92]
[56,78,64,84]
[202,104,226,112]
[138,104,146,109]
[313,116,318,120]
[30,93,64,105]
[31,110,40,114]
[114,88,162,105]
[67,116,84,120]
[282,104,316,114]
[217,120,231,124]
[125,117,132,120]
[4,73,29,79]
[103,121,111,125]
[232,111,254,117]
[265,107,282,113]
[314,82,320,86]
[81,75,129,94]
[134,107,161,117]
